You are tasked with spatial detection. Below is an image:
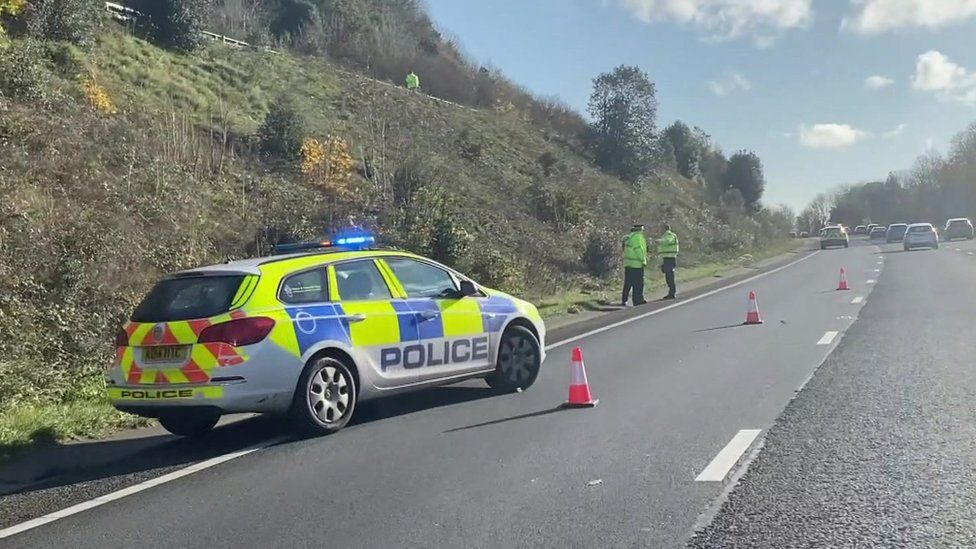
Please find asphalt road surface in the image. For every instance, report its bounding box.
[2,237,968,548]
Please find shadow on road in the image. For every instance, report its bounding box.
[0,384,500,497]
[443,405,571,433]
[694,322,751,333]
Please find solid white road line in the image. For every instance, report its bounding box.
[0,436,288,540]
[866,279,876,284]
[817,331,839,345]
[852,296,864,304]
[872,268,880,272]
[695,429,762,482]
[969,252,974,256]
[546,250,821,351]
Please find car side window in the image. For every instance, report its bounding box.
[334,260,392,301]
[385,258,460,299]
[280,268,328,304]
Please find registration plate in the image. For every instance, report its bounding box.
[142,345,190,363]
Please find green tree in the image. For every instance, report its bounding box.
[137,0,210,53]
[663,120,702,180]
[25,0,102,46]
[587,65,657,184]
[270,0,317,42]
[722,150,765,210]
[258,97,306,161]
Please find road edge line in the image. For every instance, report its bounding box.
[546,250,820,351]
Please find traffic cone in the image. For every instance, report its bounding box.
[563,347,598,408]
[837,267,850,291]
[744,291,763,325]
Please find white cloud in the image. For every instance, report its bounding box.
[912,50,976,105]
[883,123,906,138]
[708,71,753,96]
[799,124,868,149]
[865,75,894,89]
[613,0,813,46]
[843,0,976,35]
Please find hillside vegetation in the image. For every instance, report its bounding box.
[0,2,791,452]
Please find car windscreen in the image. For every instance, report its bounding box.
[132,275,246,322]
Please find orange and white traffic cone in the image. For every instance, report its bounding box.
[563,347,598,408]
[837,267,850,291]
[744,291,763,325]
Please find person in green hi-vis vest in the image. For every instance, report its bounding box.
[621,223,648,306]
[657,223,680,300]
[405,71,420,90]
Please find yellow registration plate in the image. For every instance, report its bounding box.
[142,345,190,363]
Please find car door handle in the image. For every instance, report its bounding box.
[419,310,440,320]
[345,313,367,323]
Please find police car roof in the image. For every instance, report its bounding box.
[172,249,411,277]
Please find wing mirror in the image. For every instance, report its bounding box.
[459,280,478,297]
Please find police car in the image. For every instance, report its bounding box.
[107,233,546,437]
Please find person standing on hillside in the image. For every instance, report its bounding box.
[405,71,420,91]
[621,223,648,306]
[657,223,680,300]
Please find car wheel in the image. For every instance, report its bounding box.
[933,243,939,249]
[291,355,356,436]
[486,325,541,393]
[820,244,826,250]
[844,242,849,248]
[158,412,220,438]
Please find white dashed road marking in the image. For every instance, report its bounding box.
[872,269,880,272]
[852,296,864,304]
[695,429,763,482]
[866,280,876,284]
[817,331,839,345]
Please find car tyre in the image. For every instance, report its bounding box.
[933,243,939,250]
[158,412,220,438]
[486,325,541,393]
[291,355,356,436]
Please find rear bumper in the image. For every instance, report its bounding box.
[108,379,293,416]
[904,239,937,248]
[820,239,848,247]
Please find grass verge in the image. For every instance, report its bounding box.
[0,400,149,465]
[535,238,805,320]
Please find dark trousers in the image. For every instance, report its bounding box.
[622,267,645,305]
[662,257,677,297]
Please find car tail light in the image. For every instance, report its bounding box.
[198,317,275,347]
[115,329,129,347]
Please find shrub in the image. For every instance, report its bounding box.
[537,151,558,177]
[0,39,49,101]
[581,228,619,278]
[136,0,210,53]
[25,0,102,47]
[258,97,305,161]
[82,73,116,114]
[428,215,470,267]
[528,182,587,228]
[464,247,522,293]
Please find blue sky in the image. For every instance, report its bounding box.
[423,0,976,210]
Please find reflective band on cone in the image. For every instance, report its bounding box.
[563,347,598,408]
[744,291,763,325]
[837,267,850,291]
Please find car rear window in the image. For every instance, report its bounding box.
[825,229,842,237]
[949,220,971,227]
[908,226,932,233]
[132,275,246,322]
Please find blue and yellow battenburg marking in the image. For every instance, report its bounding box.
[283,295,521,355]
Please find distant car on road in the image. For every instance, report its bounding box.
[904,223,939,251]
[886,223,908,243]
[869,226,887,243]
[820,226,849,249]
[853,225,867,235]
[943,218,974,241]
[866,223,878,233]
[799,231,809,237]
